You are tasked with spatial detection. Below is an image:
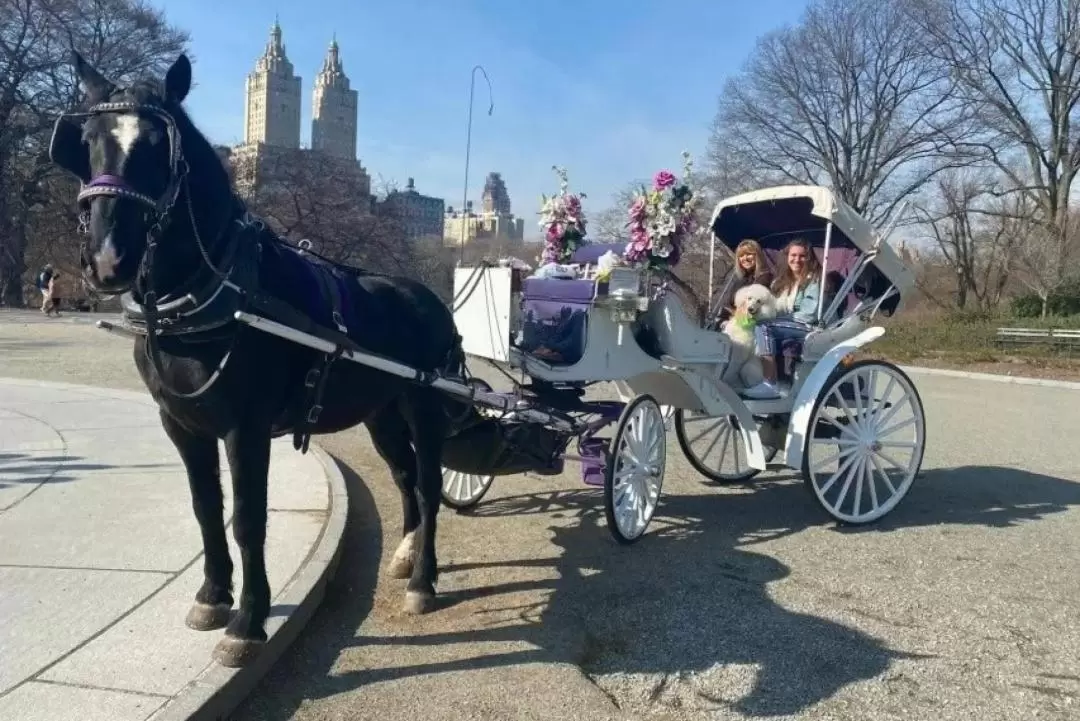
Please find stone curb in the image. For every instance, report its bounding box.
[899,364,1080,391]
[149,443,349,721]
[0,377,350,721]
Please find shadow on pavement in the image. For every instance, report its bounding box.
[0,451,174,489]
[231,462,1079,718]
[235,454,383,719]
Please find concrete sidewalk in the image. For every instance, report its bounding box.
[0,378,348,721]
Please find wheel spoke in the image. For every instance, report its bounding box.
[879,440,918,449]
[870,452,897,495]
[851,454,866,517]
[818,450,860,495]
[700,423,727,465]
[819,413,859,438]
[832,454,862,512]
[829,389,862,431]
[811,444,853,473]
[878,416,916,438]
[865,456,880,511]
[689,418,725,445]
[874,448,909,472]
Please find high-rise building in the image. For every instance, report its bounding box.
[378,178,445,240]
[481,172,512,215]
[311,37,359,160]
[443,171,525,247]
[243,18,302,149]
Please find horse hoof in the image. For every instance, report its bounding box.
[185,602,232,631]
[387,557,413,579]
[212,635,265,668]
[403,591,436,615]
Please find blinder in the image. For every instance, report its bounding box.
[49,101,186,219]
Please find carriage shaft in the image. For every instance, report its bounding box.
[232,311,577,432]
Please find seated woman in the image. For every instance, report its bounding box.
[742,238,831,400]
[715,238,774,325]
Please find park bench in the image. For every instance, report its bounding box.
[995,327,1080,350]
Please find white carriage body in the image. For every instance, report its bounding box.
[452,185,921,476]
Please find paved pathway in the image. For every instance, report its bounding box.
[0,378,346,721]
[2,312,1079,721]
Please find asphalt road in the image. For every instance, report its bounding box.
[3,310,1078,721]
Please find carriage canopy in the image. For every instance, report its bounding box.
[707,185,915,298]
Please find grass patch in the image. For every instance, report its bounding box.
[866,311,1080,372]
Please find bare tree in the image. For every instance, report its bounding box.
[0,0,188,305]
[707,0,967,226]
[911,167,1018,309]
[911,0,1080,315]
[588,181,642,243]
[231,148,431,278]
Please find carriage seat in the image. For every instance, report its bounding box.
[517,277,597,366]
[641,291,731,364]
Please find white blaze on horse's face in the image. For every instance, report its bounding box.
[94,234,121,282]
[110,114,141,157]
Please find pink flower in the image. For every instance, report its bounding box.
[628,197,646,220]
[653,170,676,190]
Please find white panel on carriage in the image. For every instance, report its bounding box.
[453,267,515,362]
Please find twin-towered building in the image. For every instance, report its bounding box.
[231,20,524,245]
[242,19,355,159]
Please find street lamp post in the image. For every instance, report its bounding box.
[460,64,493,265]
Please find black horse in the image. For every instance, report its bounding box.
[49,52,469,667]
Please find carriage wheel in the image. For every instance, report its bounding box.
[802,360,926,524]
[674,409,778,483]
[440,377,496,511]
[604,394,666,545]
[440,469,495,511]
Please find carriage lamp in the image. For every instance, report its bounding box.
[607,268,642,322]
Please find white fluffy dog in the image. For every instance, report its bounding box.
[721,283,779,389]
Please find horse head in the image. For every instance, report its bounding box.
[50,52,231,298]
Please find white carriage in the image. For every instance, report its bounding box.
[444,185,927,543]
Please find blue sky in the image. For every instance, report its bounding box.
[151,0,808,236]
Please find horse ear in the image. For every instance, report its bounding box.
[164,54,191,103]
[72,50,114,102]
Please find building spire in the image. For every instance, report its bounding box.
[318,35,347,86]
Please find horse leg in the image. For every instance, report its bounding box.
[213,421,272,667]
[367,406,421,581]
[398,389,448,615]
[159,410,233,631]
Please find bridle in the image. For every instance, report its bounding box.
[52,98,244,401]
[55,100,197,287]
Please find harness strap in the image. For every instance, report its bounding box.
[245,291,361,353]
[309,264,349,335]
[293,345,346,454]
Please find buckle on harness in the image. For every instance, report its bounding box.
[332,311,348,334]
[304,368,320,388]
[307,404,323,423]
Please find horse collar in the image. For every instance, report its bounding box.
[119,215,260,339]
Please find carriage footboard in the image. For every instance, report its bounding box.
[442,419,568,477]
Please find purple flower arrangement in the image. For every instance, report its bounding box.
[538,166,589,265]
[623,151,700,270]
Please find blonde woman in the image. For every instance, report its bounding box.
[743,238,828,399]
[717,239,773,323]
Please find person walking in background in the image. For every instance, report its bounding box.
[47,270,64,316]
[37,264,58,316]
